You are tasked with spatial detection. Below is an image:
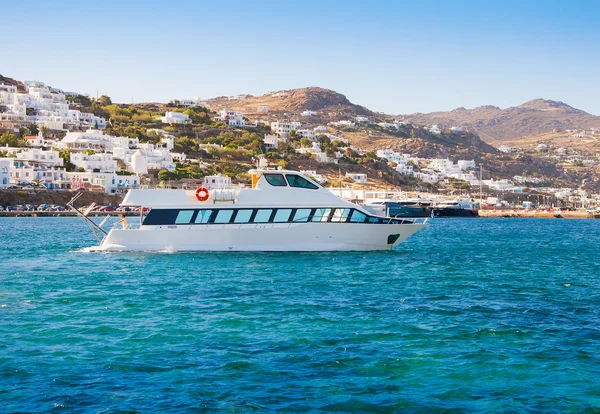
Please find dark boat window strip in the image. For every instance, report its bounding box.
[142,208,415,226]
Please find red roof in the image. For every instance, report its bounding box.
[25,136,37,140]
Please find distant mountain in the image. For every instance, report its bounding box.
[205,87,372,117]
[402,99,600,143]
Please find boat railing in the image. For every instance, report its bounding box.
[388,216,429,225]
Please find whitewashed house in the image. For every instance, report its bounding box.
[345,173,368,184]
[16,148,63,167]
[296,129,317,140]
[203,174,231,190]
[271,121,302,137]
[71,152,118,172]
[217,109,246,127]
[0,158,10,188]
[301,110,317,117]
[68,172,141,194]
[161,112,190,124]
[263,134,280,150]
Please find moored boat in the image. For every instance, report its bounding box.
[433,200,478,217]
[72,170,428,252]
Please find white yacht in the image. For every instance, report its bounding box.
[74,170,428,252]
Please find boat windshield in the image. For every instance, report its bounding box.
[285,174,319,189]
[264,174,287,186]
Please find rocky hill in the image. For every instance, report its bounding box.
[402,99,600,143]
[205,87,372,118]
[0,74,26,91]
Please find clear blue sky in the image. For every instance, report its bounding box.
[3,0,599,115]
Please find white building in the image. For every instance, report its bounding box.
[0,81,106,131]
[457,160,476,170]
[203,174,231,190]
[428,125,442,135]
[0,158,10,188]
[301,110,317,117]
[217,109,246,127]
[24,131,45,147]
[60,130,117,151]
[296,129,317,140]
[257,105,270,112]
[414,169,443,184]
[169,99,197,107]
[68,172,141,194]
[314,125,327,133]
[483,179,522,192]
[355,116,369,123]
[15,148,63,167]
[329,120,356,128]
[345,173,368,184]
[498,145,513,153]
[71,152,118,172]
[271,121,302,137]
[263,134,280,150]
[161,112,190,124]
[395,164,414,176]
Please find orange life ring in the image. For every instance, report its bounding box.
[195,187,209,202]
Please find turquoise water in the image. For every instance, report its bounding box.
[1,217,599,412]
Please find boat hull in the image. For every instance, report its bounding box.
[94,222,427,252]
[433,208,478,217]
[387,203,432,218]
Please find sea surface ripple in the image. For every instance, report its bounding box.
[1,217,599,412]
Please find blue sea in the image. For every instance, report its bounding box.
[1,217,599,412]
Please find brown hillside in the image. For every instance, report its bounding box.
[205,87,372,118]
[402,99,600,143]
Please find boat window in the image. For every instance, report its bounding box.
[175,210,194,224]
[331,208,351,222]
[350,210,367,223]
[312,208,331,222]
[294,208,312,222]
[264,174,287,187]
[195,209,212,224]
[143,209,179,225]
[285,174,319,189]
[254,209,273,223]
[234,209,253,223]
[214,209,234,224]
[273,209,292,223]
[367,217,379,223]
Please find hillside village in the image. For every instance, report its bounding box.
[1,75,600,208]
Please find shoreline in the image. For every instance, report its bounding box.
[0,211,140,217]
[478,209,599,219]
